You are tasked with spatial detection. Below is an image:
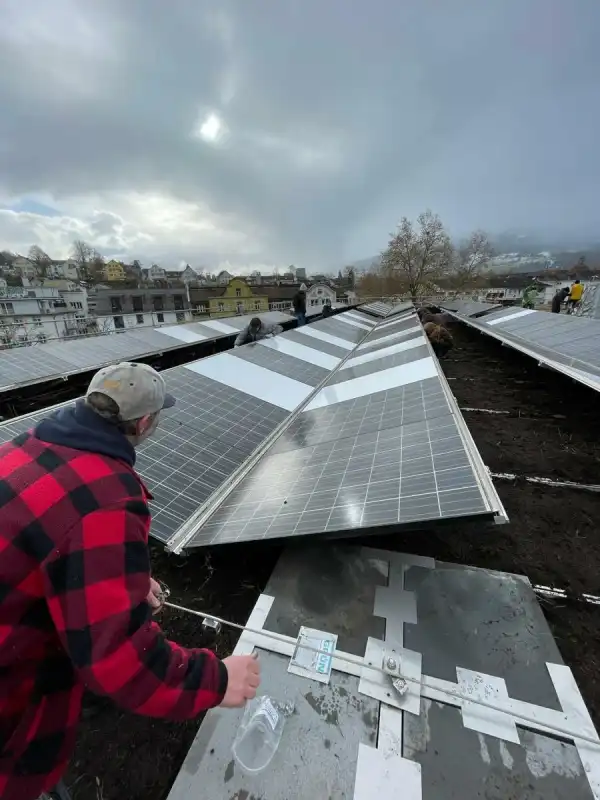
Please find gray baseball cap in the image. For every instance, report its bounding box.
[86,362,176,421]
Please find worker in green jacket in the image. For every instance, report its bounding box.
[522,283,539,309]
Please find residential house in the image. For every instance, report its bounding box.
[260,285,301,313]
[338,289,357,305]
[141,264,167,282]
[11,256,38,279]
[91,287,193,331]
[48,259,79,280]
[478,275,545,305]
[190,278,269,318]
[164,264,198,283]
[103,260,126,282]
[216,269,234,285]
[306,282,336,310]
[0,284,88,344]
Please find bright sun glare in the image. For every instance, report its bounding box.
[199,113,222,142]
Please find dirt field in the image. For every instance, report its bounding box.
[64,320,600,800]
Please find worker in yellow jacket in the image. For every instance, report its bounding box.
[567,279,584,312]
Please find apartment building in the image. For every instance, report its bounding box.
[92,287,193,331]
[0,283,88,343]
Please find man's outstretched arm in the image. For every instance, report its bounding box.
[42,504,258,718]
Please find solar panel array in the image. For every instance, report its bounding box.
[359,301,395,318]
[451,306,600,392]
[0,311,291,393]
[441,300,499,318]
[0,308,506,548]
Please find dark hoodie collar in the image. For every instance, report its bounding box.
[34,400,136,466]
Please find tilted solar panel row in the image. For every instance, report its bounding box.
[0,309,506,550]
[447,306,600,393]
[0,311,291,393]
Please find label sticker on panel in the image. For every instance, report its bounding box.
[288,626,338,684]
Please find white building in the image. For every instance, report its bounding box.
[0,284,89,344]
[11,256,38,279]
[306,282,336,309]
[48,259,80,280]
[142,264,167,281]
[217,270,234,285]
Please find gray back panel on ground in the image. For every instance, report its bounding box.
[167,545,597,800]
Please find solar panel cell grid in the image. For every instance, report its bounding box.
[288,329,353,357]
[230,340,330,387]
[191,412,488,546]
[270,376,452,455]
[328,343,430,384]
[311,318,366,343]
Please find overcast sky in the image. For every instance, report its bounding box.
[0,0,598,273]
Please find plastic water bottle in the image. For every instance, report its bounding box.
[232,696,287,774]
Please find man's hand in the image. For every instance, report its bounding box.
[147,577,165,614]
[220,654,261,707]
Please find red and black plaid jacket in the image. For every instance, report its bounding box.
[0,402,227,800]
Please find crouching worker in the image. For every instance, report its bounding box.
[424,321,454,358]
[0,362,260,800]
[234,317,283,347]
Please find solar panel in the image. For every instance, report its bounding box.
[441,300,499,317]
[180,313,505,550]
[0,311,291,393]
[359,301,394,318]
[454,307,600,391]
[0,310,506,549]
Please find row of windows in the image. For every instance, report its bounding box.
[196,300,263,313]
[112,311,186,329]
[110,295,185,313]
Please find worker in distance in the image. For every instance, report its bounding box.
[234,316,283,347]
[0,362,260,800]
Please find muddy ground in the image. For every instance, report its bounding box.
[65,321,599,800]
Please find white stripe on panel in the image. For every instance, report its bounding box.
[357,325,422,351]
[258,336,341,370]
[376,315,417,330]
[335,315,373,331]
[486,309,537,326]
[185,353,312,411]
[199,320,240,334]
[304,357,437,410]
[155,326,207,344]
[298,326,355,350]
[342,336,424,370]
[344,311,376,325]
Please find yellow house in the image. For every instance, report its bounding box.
[190,278,269,318]
[104,259,126,282]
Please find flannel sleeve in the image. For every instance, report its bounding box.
[42,503,228,720]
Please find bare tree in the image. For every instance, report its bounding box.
[71,239,93,277]
[28,245,51,278]
[343,265,356,288]
[357,265,409,299]
[87,251,106,284]
[380,210,452,302]
[449,230,493,290]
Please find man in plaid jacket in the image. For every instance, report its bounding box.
[0,362,260,800]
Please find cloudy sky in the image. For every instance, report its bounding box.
[0,0,598,273]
